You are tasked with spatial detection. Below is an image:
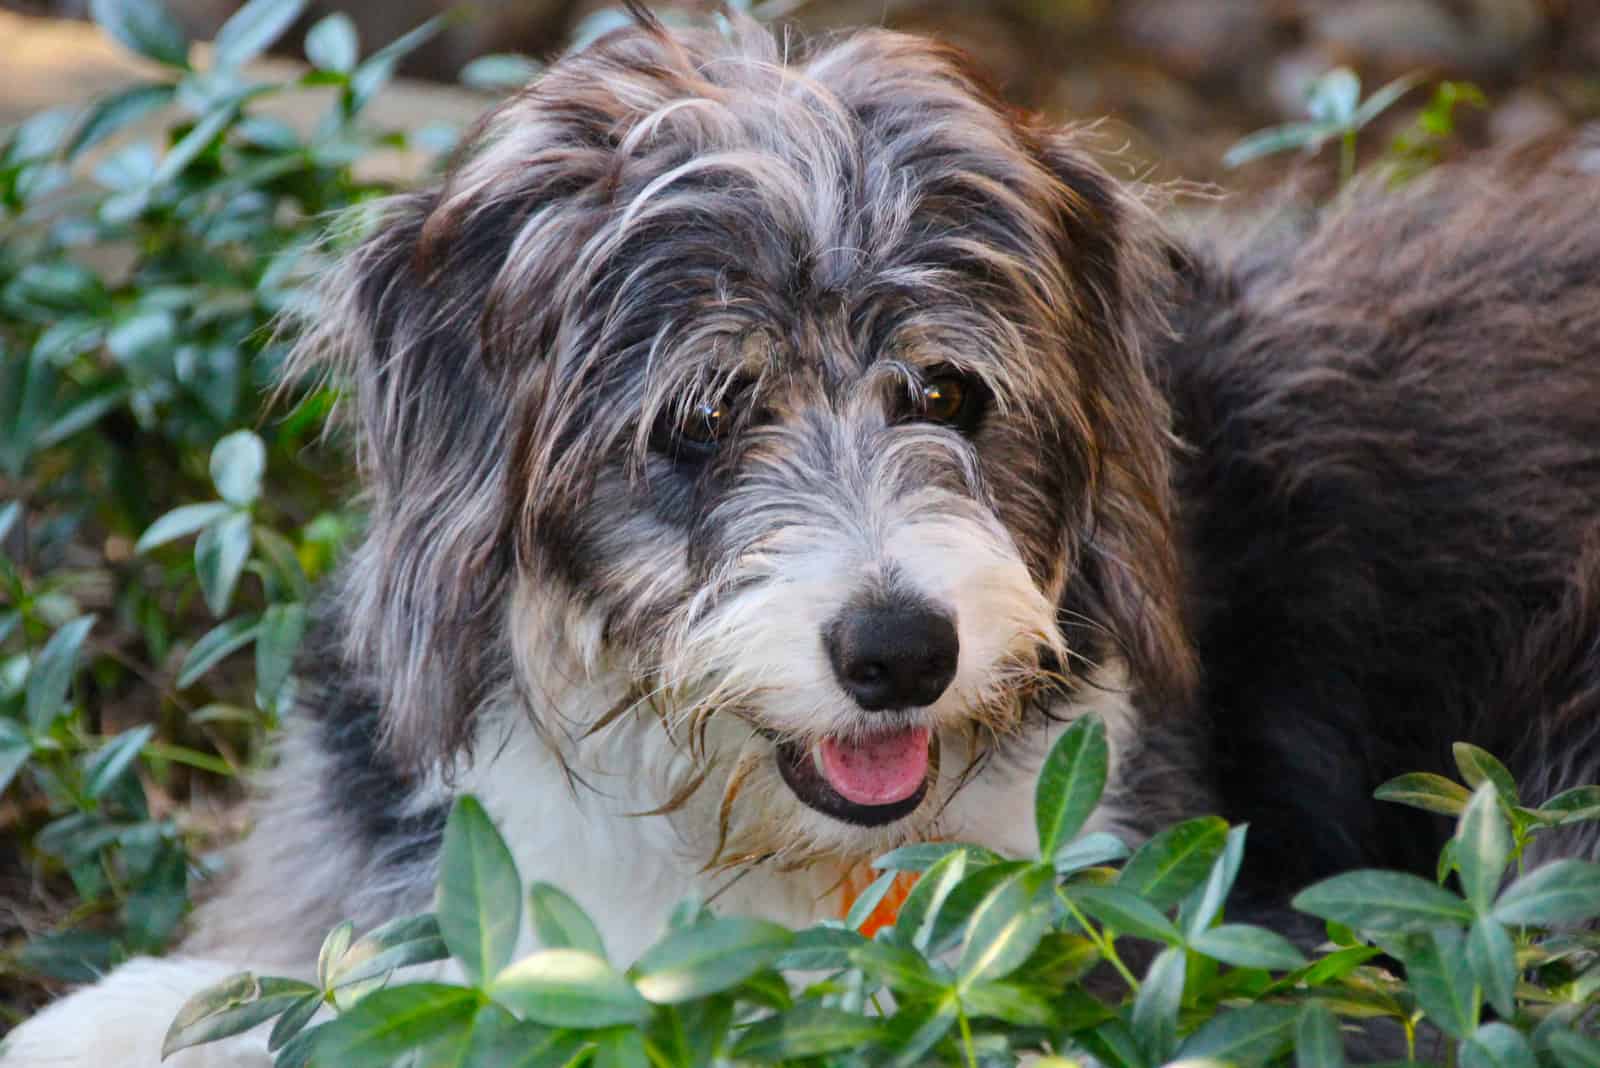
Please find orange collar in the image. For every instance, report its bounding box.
[837,866,920,937]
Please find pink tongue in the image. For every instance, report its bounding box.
[818,727,932,806]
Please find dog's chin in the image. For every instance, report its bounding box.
[772,728,939,829]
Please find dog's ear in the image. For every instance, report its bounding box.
[1034,134,1198,714]
[297,190,526,773]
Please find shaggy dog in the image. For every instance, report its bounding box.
[7,12,1599,1066]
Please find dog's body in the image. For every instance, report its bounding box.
[7,16,1599,1066]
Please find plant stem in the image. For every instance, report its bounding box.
[958,1004,978,1068]
[1340,131,1357,187]
[1058,888,1140,992]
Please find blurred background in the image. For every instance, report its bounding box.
[4,0,1600,188]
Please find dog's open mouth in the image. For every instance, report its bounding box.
[775,726,935,826]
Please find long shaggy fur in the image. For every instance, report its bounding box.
[5,15,1598,1067]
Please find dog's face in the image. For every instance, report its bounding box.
[308,20,1192,864]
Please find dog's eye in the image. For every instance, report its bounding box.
[680,399,731,446]
[918,372,986,433]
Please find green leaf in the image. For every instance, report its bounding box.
[305,14,358,74]
[1401,926,1477,1039]
[451,1004,581,1068]
[163,972,318,1059]
[1053,830,1130,874]
[1176,1003,1300,1064]
[459,54,542,92]
[632,916,791,1003]
[731,1004,883,1060]
[489,949,651,1029]
[210,430,267,506]
[848,938,945,996]
[195,512,252,617]
[178,614,261,688]
[1034,714,1108,858]
[1292,870,1473,933]
[1461,1022,1535,1068]
[1190,924,1307,971]
[957,863,1053,986]
[90,0,189,67]
[1454,743,1518,804]
[873,840,1000,873]
[0,719,32,796]
[36,388,128,451]
[1456,782,1511,912]
[1118,815,1228,910]
[527,882,606,958]
[26,615,94,729]
[1131,946,1184,1064]
[1547,1030,1600,1068]
[959,980,1053,1027]
[895,847,968,952]
[1492,859,1600,926]
[1068,885,1182,945]
[268,991,322,1052]
[1184,824,1247,938]
[775,925,867,971]
[152,104,234,185]
[438,796,522,985]
[255,602,305,707]
[331,914,449,988]
[924,860,1032,953]
[1306,68,1361,125]
[83,724,155,798]
[212,0,307,70]
[1223,120,1336,168]
[844,868,897,931]
[1352,74,1422,129]
[1296,1004,1346,1068]
[317,920,353,991]
[68,83,175,158]
[882,1000,959,1068]
[1465,915,1515,1019]
[305,983,480,1067]
[1539,786,1600,823]
[1375,772,1474,816]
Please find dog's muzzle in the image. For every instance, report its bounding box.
[775,728,939,826]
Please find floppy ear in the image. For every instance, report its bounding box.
[1034,133,1198,713]
[297,190,525,773]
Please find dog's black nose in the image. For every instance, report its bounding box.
[825,600,959,711]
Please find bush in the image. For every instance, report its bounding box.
[164,716,1600,1067]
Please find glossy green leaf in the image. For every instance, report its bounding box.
[1492,859,1600,926]
[437,796,522,985]
[881,999,958,1068]
[1034,714,1108,858]
[1374,772,1473,816]
[1454,743,1518,804]
[847,939,944,997]
[305,14,358,74]
[775,925,867,971]
[527,882,606,958]
[178,614,261,688]
[303,982,480,1067]
[212,0,307,70]
[331,914,449,988]
[489,949,651,1029]
[632,916,791,1003]
[267,991,322,1053]
[83,724,155,798]
[1456,782,1511,912]
[210,430,267,506]
[873,840,1000,873]
[0,719,32,797]
[1461,1022,1535,1068]
[1131,946,1184,1064]
[254,602,305,708]
[1053,830,1130,874]
[1296,1004,1346,1068]
[1190,924,1307,971]
[163,972,317,1059]
[152,105,234,186]
[895,847,968,952]
[1068,885,1182,945]
[1465,915,1515,1019]
[68,83,174,158]
[731,1003,883,1061]
[1540,786,1600,823]
[26,615,94,729]
[957,863,1054,986]
[1547,1030,1600,1068]
[1176,1003,1299,1063]
[90,0,190,67]
[1402,926,1478,1039]
[1292,869,1473,933]
[1184,824,1247,938]
[1306,68,1361,125]
[195,511,252,616]
[844,868,897,932]
[459,54,542,92]
[1118,815,1228,910]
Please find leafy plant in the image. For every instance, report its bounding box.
[1225,67,1420,185]
[167,716,1600,1067]
[0,0,440,1005]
